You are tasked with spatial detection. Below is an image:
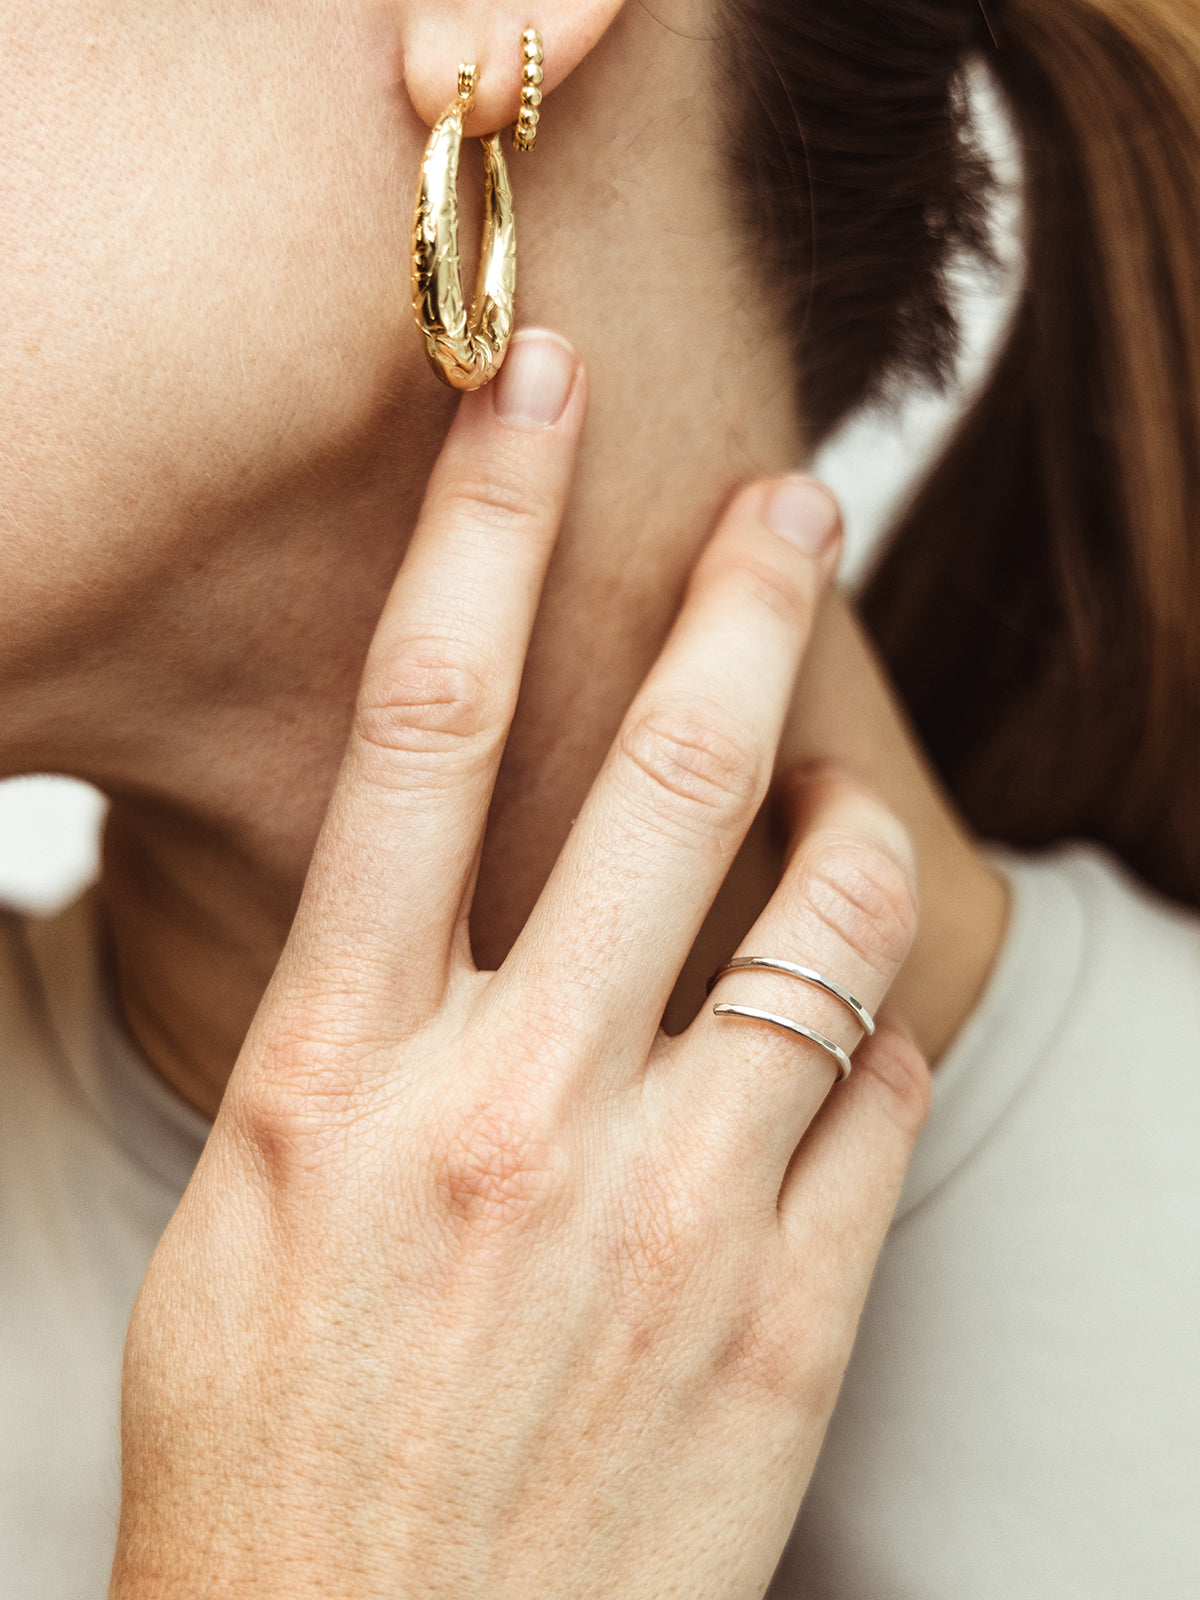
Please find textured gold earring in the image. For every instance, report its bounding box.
[410,30,544,392]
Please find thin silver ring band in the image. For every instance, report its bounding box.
[708,956,876,1036]
[712,1003,853,1081]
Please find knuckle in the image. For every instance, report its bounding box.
[706,550,815,631]
[429,1097,567,1238]
[618,698,765,831]
[719,1307,816,1409]
[719,1286,850,1420]
[437,474,545,543]
[857,1024,933,1133]
[355,638,502,765]
[803,833,918,975]
[229,1040,365,1185]
[226,992,399,1188]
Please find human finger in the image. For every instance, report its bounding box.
[776,1021,930,1294]
[284,331,586,1022]
[500,477,841,1066]
[663,769,919,1185]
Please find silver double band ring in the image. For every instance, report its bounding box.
[708,955,875,1083]
[711,1003,854,1081]
[708,955,876,1036]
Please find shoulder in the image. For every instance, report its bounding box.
[896,839,1200,1217]
[988,839,1200,1081]
[1011,838,1200,968]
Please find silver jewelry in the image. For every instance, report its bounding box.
[708,956,875,1036]
[711,1004,853,1081]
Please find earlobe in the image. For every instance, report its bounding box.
[400,0,626,133]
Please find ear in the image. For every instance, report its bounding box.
[400,1,626,133]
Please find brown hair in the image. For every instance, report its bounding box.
[723,0,1200,909]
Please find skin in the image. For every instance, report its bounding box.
[1,0,1005,1121]
[112,341,935,1596]
[2,0,1011,1586]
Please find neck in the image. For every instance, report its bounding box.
[60,13,809,1116]
[93,334,804,1118]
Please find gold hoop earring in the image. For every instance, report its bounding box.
[410,31,544,392]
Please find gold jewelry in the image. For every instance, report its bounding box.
[410,64,514,391]
[410,31,543,392]
[514,29,544,153]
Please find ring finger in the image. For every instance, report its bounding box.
[659,768,919,1183]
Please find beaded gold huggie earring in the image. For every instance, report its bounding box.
[514,27,544,152]
[410,29,545,390]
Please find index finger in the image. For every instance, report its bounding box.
[277,331,587,1026]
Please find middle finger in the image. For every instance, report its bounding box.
[500,477,841,1066]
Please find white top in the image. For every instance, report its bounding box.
[2,844,1198,1597]
[0,895,209,1600]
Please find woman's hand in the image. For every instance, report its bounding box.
[111,331,929,1600]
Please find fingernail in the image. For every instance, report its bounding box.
[493,331,578,429]
[764,477,840,556]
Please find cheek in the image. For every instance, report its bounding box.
[0,2,423,585]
